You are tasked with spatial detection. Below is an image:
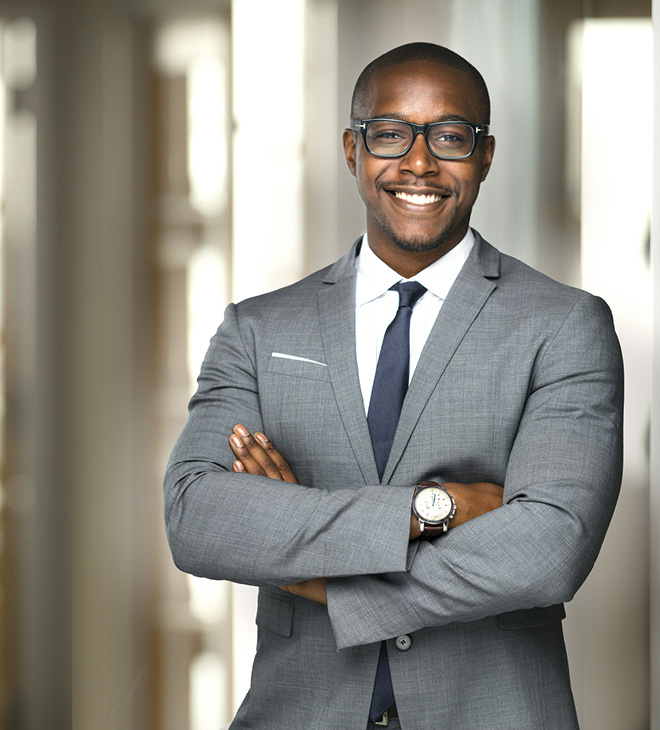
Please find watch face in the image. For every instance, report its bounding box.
[414,487,453,524]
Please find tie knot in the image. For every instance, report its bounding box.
[391,281,427,309]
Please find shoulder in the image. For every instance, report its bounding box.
[474,233,613,325]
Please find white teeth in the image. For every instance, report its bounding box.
[394,191,443,205]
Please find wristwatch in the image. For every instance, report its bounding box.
[412,481,456,537]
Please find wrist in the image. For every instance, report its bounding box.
[409,509,423,541]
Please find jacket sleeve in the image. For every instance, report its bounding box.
[326,293,624,650]
[164,301,414,586]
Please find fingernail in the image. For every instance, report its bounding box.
[255,432,268,444]
[230,435,242,448]
[235,425,249,437]
[233,461,245,472]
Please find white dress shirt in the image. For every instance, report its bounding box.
[355,229,475,413]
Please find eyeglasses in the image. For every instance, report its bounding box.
[349,118,490,160]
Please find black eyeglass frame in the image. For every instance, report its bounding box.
[349,118,491,160]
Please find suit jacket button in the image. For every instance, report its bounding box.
[395,635,412,651]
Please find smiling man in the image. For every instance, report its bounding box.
[164,43,623,730]
[345,52,493,277]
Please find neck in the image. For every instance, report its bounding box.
[367,238,461,279]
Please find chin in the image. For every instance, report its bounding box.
[378,213,465,255]
[392,237,448,253]
[388,228,457,254]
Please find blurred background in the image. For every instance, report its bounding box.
[0,0,658,728]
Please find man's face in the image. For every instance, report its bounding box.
[343,61,495,267]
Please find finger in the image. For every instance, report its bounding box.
[252,432,299,484]
[232,425,285,480]
[234,425,300,482]
[229,433,270,477]
[233,460,245,472]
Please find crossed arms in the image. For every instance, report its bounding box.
[228,423,504,604]
[164,291,624,649]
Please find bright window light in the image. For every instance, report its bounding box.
[574,20,652,727]
[188,56,228,217]
[579,19,652,301]
[231,0,306,302]
[578,19,652,487]
[187,242,228,391]
[190,651,226,730]
[3,18,36,90]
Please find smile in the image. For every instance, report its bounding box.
[393,191,445,205]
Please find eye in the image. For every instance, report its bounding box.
[430,127,467,146]
[438,133,463,143]
[375,129,405,140]
[366,121,412,146]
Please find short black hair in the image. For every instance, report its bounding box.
[350,42,490,124]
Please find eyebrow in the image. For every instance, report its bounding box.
[368,113,473,124]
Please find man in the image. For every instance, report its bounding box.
[164,42,623,730]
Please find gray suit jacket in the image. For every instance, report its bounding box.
[164,232,624,730]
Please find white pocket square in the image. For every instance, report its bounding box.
[271,352,327,367]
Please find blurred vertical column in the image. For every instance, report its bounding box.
[566,18,653,730]
[450,0,543,269]
[231,0,305,303]
[150,15,234,730]
[0,15,40,730]
[651,2,660,729]
[32,0,154,728]
[304,0,338,274]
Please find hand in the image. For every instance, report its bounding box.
[229,425,299,483]
[280,578,327,605]
[410,481,503,540]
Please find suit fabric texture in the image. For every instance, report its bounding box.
[164,232,624,730]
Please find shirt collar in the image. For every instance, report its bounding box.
[355,229,475,306]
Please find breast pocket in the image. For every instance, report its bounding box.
[266,352,330,382]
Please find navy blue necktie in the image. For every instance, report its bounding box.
[367,281,427,479]
[367,280,427,722]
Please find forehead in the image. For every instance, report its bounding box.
[363,60,481,123]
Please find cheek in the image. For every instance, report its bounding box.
[354,165,380,203]
[354,152,392,190]
[354,172,372,207]
[455,166,485,201]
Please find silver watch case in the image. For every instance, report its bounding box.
[412,483,456,533]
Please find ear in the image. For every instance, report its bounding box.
[342,129,357,177]
[480,135,495,182]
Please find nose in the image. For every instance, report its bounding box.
[399,131,438,176]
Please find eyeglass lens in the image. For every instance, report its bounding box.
[364,120,475,158]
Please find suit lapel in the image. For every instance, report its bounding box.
[382,235,501,482]
[318,240,381,485]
